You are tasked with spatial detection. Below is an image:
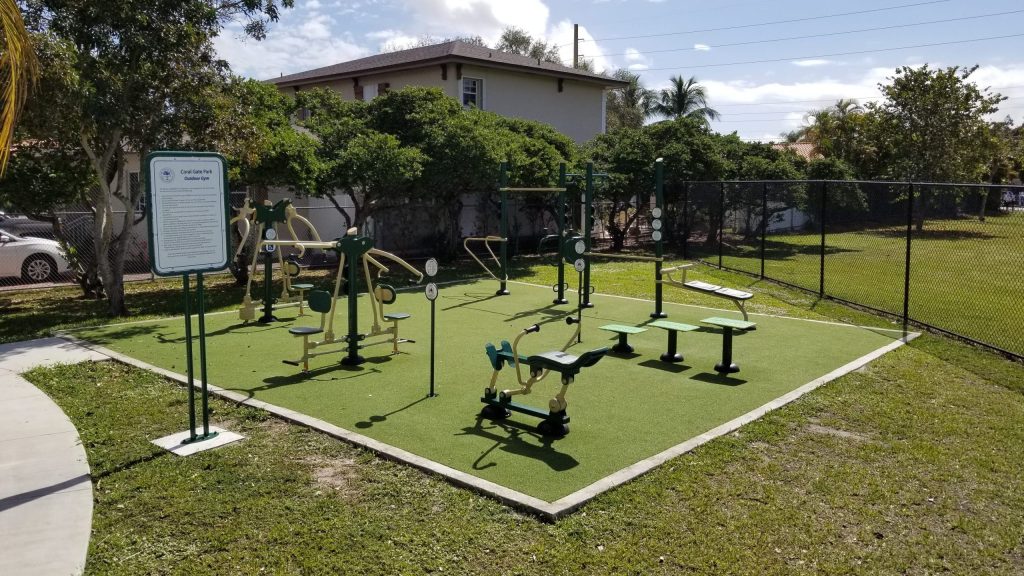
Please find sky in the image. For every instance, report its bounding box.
[214,0,1024,142]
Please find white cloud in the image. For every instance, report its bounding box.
[365,29,420,52]
[792,59,831,67]
[214,17,367,79]
[693,43,710,52]
[298,14,334,40]
[307,0,322,8]
[399,0,550,45]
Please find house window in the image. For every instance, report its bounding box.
[462,77,483,109]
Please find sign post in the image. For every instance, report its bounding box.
[146,152,237,450]
[424,258,439,398]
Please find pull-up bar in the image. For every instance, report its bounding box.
[584,252,664,263]
[498,187,568,193]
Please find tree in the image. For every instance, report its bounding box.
[496,27,561,64]
[605,69,655,132]
[802,99,864,157]
[870,65,1006,229]
[18,0,293,316]
[586,127,656,251]
[652,76,720,127]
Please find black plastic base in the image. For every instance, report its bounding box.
[537,418,569,438]
[580,302,595,309]
[714,362,740,374]
[257,315,279,324]
[612,343,634,354]
[496,289,510,296]
[341,354,366,366]
[480,403,511,419]
[552,298,569,305]
[660,352,684,363]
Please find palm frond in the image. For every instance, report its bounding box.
[0,0,38,175]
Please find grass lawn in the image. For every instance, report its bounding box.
[708,212,1024,357]
[9,258,1024,573]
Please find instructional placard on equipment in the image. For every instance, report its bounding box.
[147,153,230,275]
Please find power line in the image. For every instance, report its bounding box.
[640,33,1024,72]
[713,87,1024,108]
[598,10,1024,59]
[565,0,951,46]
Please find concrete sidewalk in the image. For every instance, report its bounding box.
[0,338,106,576]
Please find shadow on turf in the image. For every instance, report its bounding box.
[458,416,579,472]
[691,372,747,386]
[637,359,691,373]
[354,395,431,429]
[222,360,389,400]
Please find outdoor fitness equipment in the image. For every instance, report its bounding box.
[480,317,608,437]
[575,159,669,318]
[659,263,754,321]
[237,199,322,323]
[465,162,573,303]
[277,227,425,369]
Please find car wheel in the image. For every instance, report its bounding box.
[22,254,57,282]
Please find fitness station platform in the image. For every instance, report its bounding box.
[71,279,913,519]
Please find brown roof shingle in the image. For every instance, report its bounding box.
[271,40,628,88]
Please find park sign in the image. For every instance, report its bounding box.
[146,151,231,276]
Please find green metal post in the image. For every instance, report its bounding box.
[196,272,214,439]
[581,162,595,308]
[554,163,568,304]
[259,229,276,323]
[341,247,365,366]
[182,274,195,442]
[497,162,510,295]
[651,158,667,318]
[819,181,827,297]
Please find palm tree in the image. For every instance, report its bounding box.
[0,0,38,174]
[802,99,864,158]
[606,69,655,131]
[653,75,719,126]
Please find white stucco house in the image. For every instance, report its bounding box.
[269,40,628,144]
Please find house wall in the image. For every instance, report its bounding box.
[459,64,606,143]
[286,67,454,101]
[280,64,608,144]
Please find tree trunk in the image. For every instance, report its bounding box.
[324,192,353,233]
[913,188,928,232]
[81,130,131,316]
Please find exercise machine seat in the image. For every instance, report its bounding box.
[485,341,526,370]
[525,347,609,377]
[288,326,323,336]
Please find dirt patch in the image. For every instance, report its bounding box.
[806,423,871,442]
[301,455,361,497]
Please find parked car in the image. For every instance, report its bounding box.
[0,228,73,282]
[0,211,55,239]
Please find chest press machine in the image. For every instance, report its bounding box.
[480,317,608,438]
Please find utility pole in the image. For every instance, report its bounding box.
[573,23,579,68]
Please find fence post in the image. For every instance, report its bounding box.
[903,182,914,331]
[718,181,725,268]
[760,182,767,279]
[819,181,827,297]
[682,182,689,260]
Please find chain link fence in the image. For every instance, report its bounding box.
[670,180,1024,360]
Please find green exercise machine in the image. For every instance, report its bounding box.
[465,162,573,303]
[480,317,608,437]
[270,227,424,370]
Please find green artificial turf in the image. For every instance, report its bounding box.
[74,279,901,502]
